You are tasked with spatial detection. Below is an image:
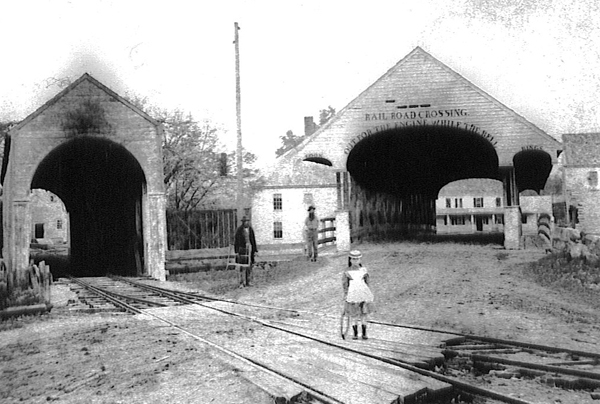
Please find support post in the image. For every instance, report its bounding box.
[234,22,244,221]
[504,206,522,250]
[336,210,351,252]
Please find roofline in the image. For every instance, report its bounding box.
[280,46,561,160]
[279,47,432,159]
[419,49,561,147]
[9,73,160,135]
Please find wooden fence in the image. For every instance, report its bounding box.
[318,217,336,246]
[166,209,237,250]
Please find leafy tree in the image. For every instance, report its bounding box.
[161,111,224,210]
[126,95,262,210]
[275,130,305,157]
[202,148,264,209]
[319,105,336,126]
[274,106,337,158]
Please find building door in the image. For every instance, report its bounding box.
[475,217,483,232]
[35,223,45,239]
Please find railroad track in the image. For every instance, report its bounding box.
[63,276,600,403]
[64,276,214,313]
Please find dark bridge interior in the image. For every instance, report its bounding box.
[347,125,500,198]
[513,149,553,193]
[31,137,145,277]
[345,125,552,240]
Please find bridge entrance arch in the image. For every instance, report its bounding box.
[31,137,146,277]
[3,74,166,284]
[346,124,500,237]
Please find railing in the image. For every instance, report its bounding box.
[318,216,336,246]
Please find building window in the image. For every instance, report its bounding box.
[496,197,502,207]
[273,194,282,210]
[445,198,451,208]
[450,216,465,225]
[454,198,463,208]
[473,197,483,208]
[521,214,528,224]
[495,215,504,224]
[482,217,489,225]
[57,219,63,230]
[273,221,283,239]
[588,171,598,187]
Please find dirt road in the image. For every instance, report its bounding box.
[1,241,599,403]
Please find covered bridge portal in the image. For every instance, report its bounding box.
[3,74,167,281]
[345,124,552,236]
[297,47,561,245]
[31,137,146,277]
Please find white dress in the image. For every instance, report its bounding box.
[345,267,374,303]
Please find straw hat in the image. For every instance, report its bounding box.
[348,250,362,259]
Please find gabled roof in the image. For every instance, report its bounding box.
[280,46,560,164]
[9,73,159,135]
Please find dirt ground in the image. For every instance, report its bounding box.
[2,241,600,403]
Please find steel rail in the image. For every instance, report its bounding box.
[135,306,344,404]
[71,276,343,403]
[113,278,599,404]
[467,353,600,381]
[119,279,536,404]
[119,277,600,362]
[67,277,169,313]
[369,319,600,360]
[67,277,144,314]
[111,276,218,303]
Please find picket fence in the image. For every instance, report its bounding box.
[166,209,237,250]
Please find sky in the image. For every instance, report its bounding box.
[1,0,600,167]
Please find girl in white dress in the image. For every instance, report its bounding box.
[342,250,374,339]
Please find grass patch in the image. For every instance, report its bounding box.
[0,311,53,331]
[525,255,600,310]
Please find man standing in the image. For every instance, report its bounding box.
[304,205,319,262]
[234,216,258,286]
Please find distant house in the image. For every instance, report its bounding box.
[436,179,554,235]
[30,189,69,245]
[252,153,338,255]
[436,179,505,234]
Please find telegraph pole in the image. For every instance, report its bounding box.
[234,22,243,223]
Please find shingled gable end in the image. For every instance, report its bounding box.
[3,73,167,289]
[252,47,561,254]
[296,46,560,169]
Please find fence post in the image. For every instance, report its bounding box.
[335,211,350,252]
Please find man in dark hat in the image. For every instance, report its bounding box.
[234,216,258,286]
[304,205,319,262]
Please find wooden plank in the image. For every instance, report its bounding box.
[211,350,306,404]
[209,321,451,401]
[234,343,401,404]
[273,341,450,400]
[271,317,445,367]
[142,306,449,402]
